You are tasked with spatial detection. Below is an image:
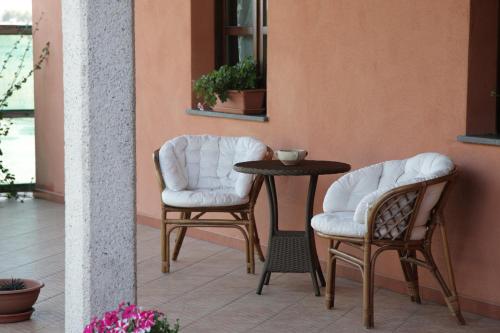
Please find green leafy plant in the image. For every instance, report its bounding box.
[193,57,258,108]
[0,278,26,291]
[0,15,49,198]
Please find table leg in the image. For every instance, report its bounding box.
[264,271,271,285]
[306,175,323,295]
[257,175,277,295]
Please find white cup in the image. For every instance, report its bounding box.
[275,149,308,166]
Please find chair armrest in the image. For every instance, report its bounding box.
[153,149,166,191]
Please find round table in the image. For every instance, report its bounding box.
[234,160,351,296]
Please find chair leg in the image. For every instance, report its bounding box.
[161,216,167,273]
[161,211,171,273]
[172,226,187,261]
[248,218,256,274]
[243,212,265,262]
[172,212,189,261]
[407,250,421,303]
[398,249,421,303]
[242,220,251,274]
[325,240,338,309]
[422,223,465,325]
[363,242,374,329]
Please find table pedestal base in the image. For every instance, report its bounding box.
[257,175,326,296]
[257,230,325,296]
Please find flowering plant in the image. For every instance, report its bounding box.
[83,303,179,333]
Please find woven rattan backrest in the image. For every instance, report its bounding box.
[367,170,456,241]
[371,185,424,240]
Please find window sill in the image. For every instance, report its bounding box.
[186,109,268,122]
[457,134,500,146]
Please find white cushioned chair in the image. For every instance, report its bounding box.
[153,135,272,274]
[312,152,465,328]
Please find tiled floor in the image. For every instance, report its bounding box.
[1,199,500,332]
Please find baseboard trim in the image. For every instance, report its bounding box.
[137,213,500,320]
[33,188,65,204]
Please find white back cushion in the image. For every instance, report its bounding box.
[324,152,454,219]
[159,135,267,198]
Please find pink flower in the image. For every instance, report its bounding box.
[122,304,138,320]
[84,303,178,333]
[113,320,129,333]
[83,317,102,333]
[103,311,119,327]
[137,311,155,330]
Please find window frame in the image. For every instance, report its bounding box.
[0,25,31,35]
[496,2,500,133]
[215,0,267,81]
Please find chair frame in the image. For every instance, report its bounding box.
[153,147,273,274]
[316,169,466,328]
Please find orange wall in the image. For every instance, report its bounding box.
[35,0,500,316]
[32,0,64,199]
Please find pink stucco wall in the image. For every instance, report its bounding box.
[32,0,64,201]
[33,0,500,318]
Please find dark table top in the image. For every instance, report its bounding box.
[233,160,351,176]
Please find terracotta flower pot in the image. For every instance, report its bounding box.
[0,279,44,323]
[212,89,266,115]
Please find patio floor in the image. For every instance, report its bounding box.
[0,199,499,333]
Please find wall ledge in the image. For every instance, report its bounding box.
[33,188,65,204]
[457,134,500,146]
[186,108,268,122]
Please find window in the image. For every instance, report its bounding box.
[0,1,35,190]
[460,0,500,145]
[215,0,268,84]
[496,1,500,133]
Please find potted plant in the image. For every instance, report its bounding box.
[84,303,180,333]
[0,278,44,323]
[193,57,265,115]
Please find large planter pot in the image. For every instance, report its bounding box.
[212,89,266,115]
[0,279,44,324]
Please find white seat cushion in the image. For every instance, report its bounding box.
[162,188,248,208]
[311,211,427,240]
[312,212,366,238]
[158,135,267,207]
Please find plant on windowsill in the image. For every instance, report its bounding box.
[83,303,180,333]
[0,278,44,324]
[193,57,266,115]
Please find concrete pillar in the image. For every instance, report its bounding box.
[61,1,136,332]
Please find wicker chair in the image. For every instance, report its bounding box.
[153,135,272,274]
[311,153,465,328]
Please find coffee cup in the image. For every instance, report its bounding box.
[275,149,308,166]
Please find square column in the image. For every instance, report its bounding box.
[61,1,136,332]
